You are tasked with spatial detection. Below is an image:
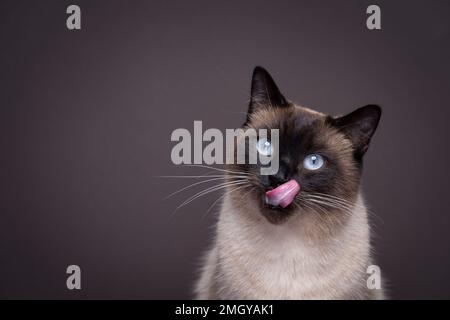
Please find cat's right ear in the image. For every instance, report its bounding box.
[332,105,382,159]
[246,66,289,124]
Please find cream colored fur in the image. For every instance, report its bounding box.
[195,192,383,300]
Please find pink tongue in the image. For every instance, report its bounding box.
[265,179,300,208]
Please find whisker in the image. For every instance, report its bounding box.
[304,194,358,210]
[158,175,243,178]
[294,200,330,226]
[303,197,354,214]
[163,176,248,199]
[308,192,365,209]
[177,164,251,176]
[201,184,249,219]
[178,181,248,211]
[175,180,248,211]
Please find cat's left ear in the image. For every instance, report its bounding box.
[332,105,382,158]
[246,67,289,123]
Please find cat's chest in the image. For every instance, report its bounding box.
[249,250,321,298]
[220,245,362,299]
[216,200,370,299]
[219,235,336,299]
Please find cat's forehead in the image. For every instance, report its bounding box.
[248,104,352,155]
[248,104,327,130]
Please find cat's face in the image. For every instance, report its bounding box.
[229,67,381,224]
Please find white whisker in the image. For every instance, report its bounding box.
[175,180,248,211]
[158,175,244,178]
[163,176,248,199]
[177,164,251,176]
[303,197,354,214]
[308,192,364,209]
[202,184,249,219]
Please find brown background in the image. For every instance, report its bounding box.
[1,0,450,299]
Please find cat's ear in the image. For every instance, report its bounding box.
[248,66,288,116]
[332,105,382,158]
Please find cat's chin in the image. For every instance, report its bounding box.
[259,198,298,224]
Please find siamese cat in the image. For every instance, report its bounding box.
[195,66,383,299]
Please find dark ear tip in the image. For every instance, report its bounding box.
[359,105,382,125]
[364,104,382,117]
[252,66,269,76]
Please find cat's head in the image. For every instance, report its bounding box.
[229,66,381,224]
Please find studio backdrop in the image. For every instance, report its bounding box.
[1,0,450,299]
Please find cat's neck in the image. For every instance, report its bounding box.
[217,192,372,271]
[213,193,372,299]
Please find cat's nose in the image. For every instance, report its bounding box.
[269,170,290,188]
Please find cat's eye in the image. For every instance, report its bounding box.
[256,138,273,156]
[303,154,324,170]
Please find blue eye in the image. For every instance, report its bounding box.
[303,154,324,170]
[256,138,273,156]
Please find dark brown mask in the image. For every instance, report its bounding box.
[229,66,381,224]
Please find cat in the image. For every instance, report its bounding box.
[195,66,383,299]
